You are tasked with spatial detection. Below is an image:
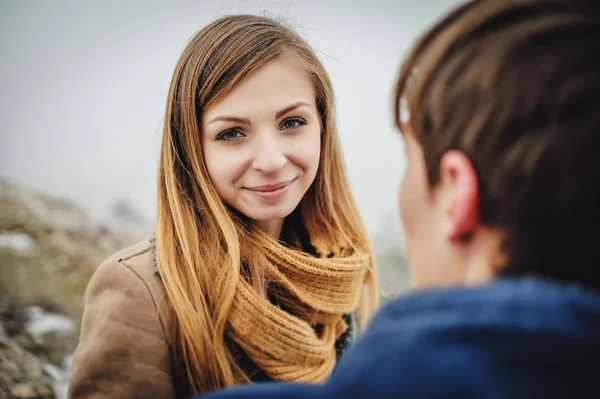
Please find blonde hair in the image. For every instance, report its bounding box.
[156,14,378,396]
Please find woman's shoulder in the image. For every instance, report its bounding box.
[70,238,175,399]
[91,237,159,285]
[96,237,155,276]
[86,237,169,325]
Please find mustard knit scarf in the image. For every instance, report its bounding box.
[228,230,369,382]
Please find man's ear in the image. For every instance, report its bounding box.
[438,150,480,241]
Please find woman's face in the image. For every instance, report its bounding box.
[202,56,321,235]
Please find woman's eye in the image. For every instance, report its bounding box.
[217,129,244,142]
[280,117,306,130]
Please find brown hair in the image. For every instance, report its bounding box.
[395,0,600,289]
[156,15,377,396]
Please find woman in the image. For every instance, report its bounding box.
[68,14,378,399]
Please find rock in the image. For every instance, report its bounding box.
[0,328,56,399]
[0,179,144,261]
[0,179,147,398]
[0,177,147,318]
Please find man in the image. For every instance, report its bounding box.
[202,0,600,397]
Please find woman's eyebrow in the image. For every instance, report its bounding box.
[275,101,311,119]
[206,115,251,126]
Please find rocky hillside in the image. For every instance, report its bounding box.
[0,179,147,399]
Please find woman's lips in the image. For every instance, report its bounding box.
[245,179,295,199]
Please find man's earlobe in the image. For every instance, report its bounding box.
[439,150,480,241]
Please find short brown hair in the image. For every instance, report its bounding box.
[395,0,600,290]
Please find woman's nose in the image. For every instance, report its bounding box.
[251,132,287,174]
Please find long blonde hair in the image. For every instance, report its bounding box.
[156,14,378,396]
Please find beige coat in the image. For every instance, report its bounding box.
[68,239,176,399]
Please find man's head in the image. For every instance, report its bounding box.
[396,0,600,291]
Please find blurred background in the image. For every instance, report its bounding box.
[0,1,460,397]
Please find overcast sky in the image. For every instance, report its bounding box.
[0,0,461,235]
